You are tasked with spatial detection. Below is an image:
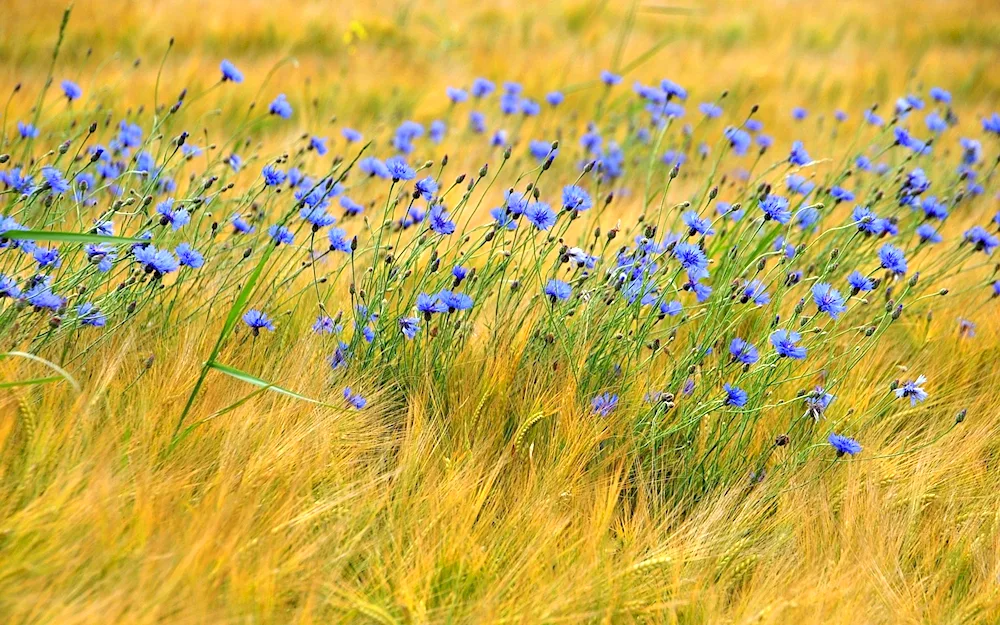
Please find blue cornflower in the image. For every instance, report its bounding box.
[469,111,487,133]
[786,174,816,195]
[544,279,572,302]
[41,166,69,194]
[309,136,328,155]
[878,244,908,275]
[724,127,751,155]
[242,309,274,334]
[521,99,540,116]
[0,274,21,299]
[77,302,106,327]
[452,266,469,284]
[156,198,190,230]
[925,112,947,133]
[340,196,364,216]
[903,168,930,196]
[724,383,748,407]
[835,110,848,122]
[930,87,951,104]
[829,186,855,203]
[699,102,722,118]
[438,289,473,313]
[414,176,438,201]
[268,225,294,245]
[446,87,468,103]
[175,243,204,268]
[328,228,352,252]
[828,433,862,456]
[546,91,564,106]
[742,279,770,307]
[771,329,807,359]
[788,141,810,166]
[920,197,948,220]
[417,292,447,318]
[343,387,367,410]
[25,280,64,311]
[916,223,942,244]
[61,79,82,101]
[232,213,255,234]
[17,121,40,139]
[660,78,687,100]
[359,157,390,179]
[760,194,791,224]
[797,207,821,231]
[730,338,759,365]
[591,393,619,417]
[262,165,286,186]
[524,202,557,231]
[963,226,998,255]
[529,140,553,161]
[600,70,622,86]
[228,153,242,171]
[673,242,709,280]
[959,318,976,339]
[428,205,456,235]
[33,247,61,268]
[685,279,713,303]
[982,113,1000,135]
[429,120,446,143]
[682,210,715,236]
[134,245,179,276]
[812,283,847,319]
[385,156,416,182]
[804,387,835,420]
[490,207,517,231]
[756,134,774,148]
[658,300,682,317]
[792,107,808,120]
[342,127,362,142]
[220,60,243,83]
[847,270,875,293]
[851,205,883,236]
[471,77,495,98]
[717,201,744,222]
[300,206,336,228]
[312,315,337,334]
[328,341,350,370]
[84,243,116,272]
[562,185,593,212]
[895,375,928,405]
[960,138,982,165]
[399,316,421,340]
[269,94,293,118]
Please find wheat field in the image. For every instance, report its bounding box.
[1,1,1000,623]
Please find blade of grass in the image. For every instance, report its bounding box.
[0,375,64,389]
[1,351,81,393]
[2,230,147,244]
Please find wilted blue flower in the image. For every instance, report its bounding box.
[591,392,619,416]
[730,338,759,365]
[828,433,862,456]
[895,375,928,405]
[724,383,748,407]
[771,329,806,359]
[812,283,846,319]
[242,309,274,334]
[220,60,243,83]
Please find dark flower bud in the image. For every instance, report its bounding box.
[955,408,966,424]
[775,434,789,446]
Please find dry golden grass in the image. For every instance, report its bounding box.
[2,1,1000,623]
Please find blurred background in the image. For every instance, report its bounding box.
[3,0,998,142]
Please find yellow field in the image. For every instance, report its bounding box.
[1,1,1000,623]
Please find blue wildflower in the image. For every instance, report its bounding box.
[812,283,846,319]
[963,226,998,254]
[428,205,456,235]
[385,156,416,181]
[895,375,928,405]
[343,387,367,410]
[268,225,294,245]
[760,194,791,224]
[788,141,810,166]
[17,121,39,139]
[730,338,759,365]
[878,244,907,275]
[61,79,82,101]
[220,60,243,83]
[544,279,572,302]
[134,245,179,276]
[156,199,190,230]
[828,433,862,456]
[524,202,557,231]
[591,393,619,416]
[399,317,421,339]
[674,242,709,280]
[269,94,293,118]
[916,223,942,244]
[682,210,715,236]
[77,303,106,327]
[242,309,274,334]
[771,329,806,359]
[724,383,748,407]
[438,289,473,313]
[175,243,204,268]
[742,280,770,307]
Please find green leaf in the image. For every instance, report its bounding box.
[0,351,81,392]
[207,361,333,406]
[1,230,147,245]
[0,375,64,389]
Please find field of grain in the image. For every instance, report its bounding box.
[1,1,999,623]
